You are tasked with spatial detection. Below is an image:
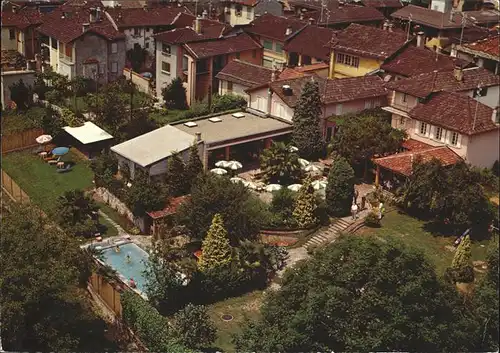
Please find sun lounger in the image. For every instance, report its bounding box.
[56,164,73,173]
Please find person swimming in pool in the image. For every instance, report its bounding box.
[126,252,131,263]
[129,278,136,288]
[115,245,120,253]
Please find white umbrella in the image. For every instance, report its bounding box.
[226,160,243,170]
[36,134,52,144]
[215,160,229,168]
[210,168,228,175]
[288,145,299,152]
[287,184,303,191]
[230,177,245,184]
[312,180,328,190]
[304,164,322,172]
[265,184,282,192]
[298,158,310,168]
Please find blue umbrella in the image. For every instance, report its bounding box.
[52,147,70,156]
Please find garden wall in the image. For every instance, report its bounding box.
[123,68,152,96]
[1,169,31,204]
[2,128,44,154]
[89,272,123,317]
[94,187,146,232]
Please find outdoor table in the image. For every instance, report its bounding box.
[40,152,47,158]
[57,162,64,168]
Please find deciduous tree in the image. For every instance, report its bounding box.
[56,189,99,237]
[325,156,355,216]
[9,79,32,110]
[292,79,325,159]
[125,169,169,217]
[171,304,216,349]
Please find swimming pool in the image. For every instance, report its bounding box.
[100,242,150,294]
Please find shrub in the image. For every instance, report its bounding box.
[211,94,246,113]
[45,89,65,104]
[325,157,355,217]
[177,101,210,121]
[171,304,216,349]
[61,108,84,127]
[162,77,188,110]
[365,211,381,227]
[492,160,500,178]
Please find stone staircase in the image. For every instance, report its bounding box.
[304,218,352,250]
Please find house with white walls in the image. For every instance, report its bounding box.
[246,74,387,139]
[223,0,283,26]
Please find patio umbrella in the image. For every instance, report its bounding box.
[304,164,322,172]
[36,134,52,144]
[226,160,243,170]
[265,184,282,192]
[312,179,328,190]
[52,147,70,156]
[210,168,228,175]
[230,176,245,184]
[298,158,310,168]
[215,160,230,168]
[287,184,303,192]
[288,145,299,152]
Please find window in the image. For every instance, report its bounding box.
[450,132,459,146]
[275,43,283,53]
[145,42,149,49]
[235,4,242,16]
[263,40,273,50]
[246,6,252,19]
[402,93,407,103]
[111,43,118,53]
[161,61,171,74]
[399,117,405,126]
[263,58,273,68]
[364,99,379,110]
[9,29,15,40]
[473,87,488,97]
[145,27,150,32]
[162,44,171,55]
[336,53,359,68]
[51,37,58,49]
[111,62,118,73]
[227,81,233,92]
[419,121,428,135]
[99,64,105,74]
[196,59,208,73]
[434,126,443,141]
[335,104,343,115]
[133,28,140,36]
[182,56,189,72]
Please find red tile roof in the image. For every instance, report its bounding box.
[385,67,500,98]
[215,59,273,87]
[401,138,433,152]
[184,32,261,59]
[360,0,403,8]
[373,146,463,176]
[154,21,229,45]
[332,23,409,60]
[228,0,260,6]
[106,6,187,28]
[300,5,384,26]
[244,13,306,42]
[284,25,338,61]
[408,91,498,136]
[263,74,386,107]
[460,36,500,61]
[391,5,500,29]
[381,46,471,77]
[37,6,123,43]
[295,62,329,72]
[277,67,309,79]
[1,8,44,29]
[147,196,189,219]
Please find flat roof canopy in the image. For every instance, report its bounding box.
[173,111,292,149]
[63,121,113,145]
[111,124,195,167]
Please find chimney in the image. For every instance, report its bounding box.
[82,23,90,32]
[453,66,463,81]
[202,9,208,18]
[285,26,292,36]
[271,65,279,81]
[388,23,393,32]
[382,20,389,31]
[12,7,17,13]
[115,3,121,9]
[492,107,499,124]
[143,3,148,11]
[194,16,202,34]
[299,12,304,20]
[96,7,102,21]
[195,132,202,141]
[308,17,314,25]
[416,31,425,48]
[89,7,96,23]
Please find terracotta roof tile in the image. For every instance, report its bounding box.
[391,5,499,29]
[184,32,261,59]
[332,23,408,60]
[288,0,340,11]
[277,67,309,79]
[244,13,306,42]
[1,8,44,29]
[106,6,187,27]
[373,146,463,176]
[155,21,229,44]
[265,74,386,107]
[385,67,500,98]
[298,5,384,26]
[37,6,123,43]
[408,91,498,135]
[360,0,403,8]
[147,196,189,219]
[284,25,338,61]
[381,46,471,77]
[401,138,433,152]
[215,60,273,87]
[460,36,500,61]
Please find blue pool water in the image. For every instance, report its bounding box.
[101,242,150,293]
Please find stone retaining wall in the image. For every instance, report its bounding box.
[94,187,145,232]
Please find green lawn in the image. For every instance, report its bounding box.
[66,91,150,113]
[358,210,491,275]
[206,291,264,352]
[2,150,94,214]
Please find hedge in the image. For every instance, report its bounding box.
[120,291,195,353]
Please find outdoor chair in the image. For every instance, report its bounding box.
[48,157,61,165]
[56,164,73,173]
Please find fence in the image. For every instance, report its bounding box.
[89,272,123,317]
[2,128,44,154]
[1,170,30,204]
